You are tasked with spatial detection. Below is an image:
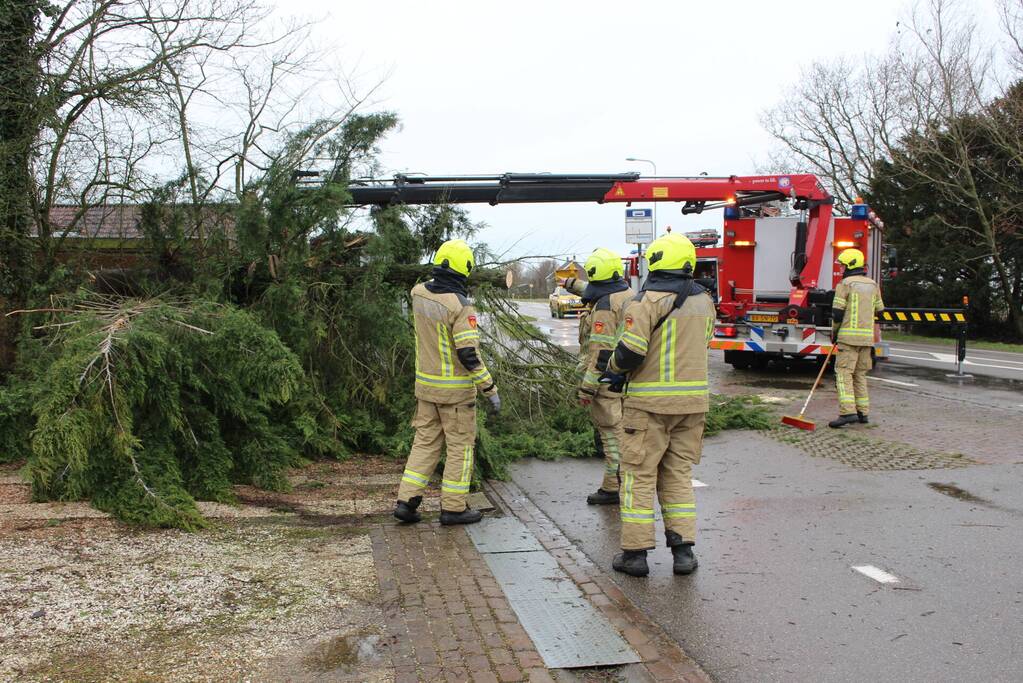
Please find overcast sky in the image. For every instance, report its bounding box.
[290,0,944,263]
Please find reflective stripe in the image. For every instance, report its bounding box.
[627,381,708,397]
[401,468,430,488]
[582,370,602,387]
[833,296,847,308]
[416,372,474,388]
[663,502,696,519]
[470,367,493,387]
[442,480,470,493]
[621,331,648,352]
[589,333,617,345]
[705,317,714,344]
[659,319,676,383]
[622,471,634,510]
[453,330,480,344]
[621,507,655,524]
[437,323,453,376]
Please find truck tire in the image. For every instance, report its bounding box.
[725,350,754,370]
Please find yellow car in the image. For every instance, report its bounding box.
[549,287,586,318]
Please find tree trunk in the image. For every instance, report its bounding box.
[0,0,43,370]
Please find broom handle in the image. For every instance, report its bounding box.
[799,344,836,417]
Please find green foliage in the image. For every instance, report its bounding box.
[705,394,774,436]
[868,81,1023,340]
[12,296,314,529]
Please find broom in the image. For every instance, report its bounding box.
[781,343,836,431]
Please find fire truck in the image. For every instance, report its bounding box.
[346,172,889,368]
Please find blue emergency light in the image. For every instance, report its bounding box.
[850,203,869,219]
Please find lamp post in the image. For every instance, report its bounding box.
[626,157,658,286]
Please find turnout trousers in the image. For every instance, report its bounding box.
[397,399,476,512]
[835,343,872,415]
[590,393,624,492]
[619,408,706,550]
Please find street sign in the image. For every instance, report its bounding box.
[625,208,654,244]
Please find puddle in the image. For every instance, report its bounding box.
[926,482,989,504]
[742,379,811,390]
[303,633,383,673]
[926,482,1021,516]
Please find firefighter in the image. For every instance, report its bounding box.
[829,248,884,428]
[393,240,500,525]
[600,234,715,577]
[562,248,634,505]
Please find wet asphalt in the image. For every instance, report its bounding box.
[511,436,1023,683]
[508,299,1023,682]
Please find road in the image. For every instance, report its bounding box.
[516,299,1023,383]
[507,299,1023,682]
[885,339,1023,382]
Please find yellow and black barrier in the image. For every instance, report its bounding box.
[876,308,967,324]
[877,307,970,377]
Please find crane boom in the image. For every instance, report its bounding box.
[345,172,835,304]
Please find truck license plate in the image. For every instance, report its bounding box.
[748,314,778,323]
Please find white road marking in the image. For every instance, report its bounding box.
[852,565,901,584]
[889,345,1023,366]
[868,376,919,388]
[889,353,1023,372]
[692,479,707,488]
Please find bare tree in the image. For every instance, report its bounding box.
[759,54,907,209]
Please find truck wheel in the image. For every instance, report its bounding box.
[725,350,753,370]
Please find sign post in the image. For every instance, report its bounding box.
[626,209,655,288]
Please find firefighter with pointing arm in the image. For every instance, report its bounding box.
[561,248,634,505]
[829,248,884,428]
[393,240,500,526]
[600,233,716,577]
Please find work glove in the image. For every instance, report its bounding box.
[487,392,502,414]
[830,328,838,345]
[599,370,627,394]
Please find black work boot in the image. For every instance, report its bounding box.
[665,530,699,575]
[612,550,649,577]
[393,496,423,524]
[671,544,699,575]
[857,412,869,424]
[440,506,483,526]
[586,488,620,505]
[828,414,859,429]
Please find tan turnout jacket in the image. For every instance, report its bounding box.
[565,277,634,397]
[832,274,884,347]
[411,283,495,404]
[611,288,716,415]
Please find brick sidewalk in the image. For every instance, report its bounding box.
[370,485,711,683]
[372,522,551,682]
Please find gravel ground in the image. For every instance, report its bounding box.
[0,461,394,683]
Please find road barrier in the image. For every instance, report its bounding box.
[877,307,969,377]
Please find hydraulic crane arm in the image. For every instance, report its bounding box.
[345,172,835,300]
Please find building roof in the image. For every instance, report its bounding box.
[43,204,235,240]
[46,205,144,239]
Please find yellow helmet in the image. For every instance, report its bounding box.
[433,239,475,276]
[837,248,865,270]
[584,247,624,282]
[645,233,696,272]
